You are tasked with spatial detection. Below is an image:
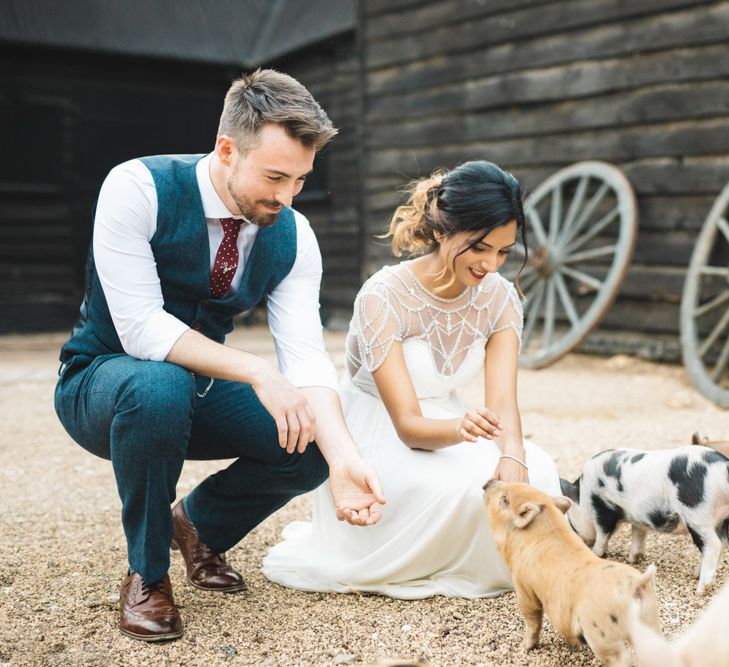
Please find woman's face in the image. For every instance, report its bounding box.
[436,219,518,291]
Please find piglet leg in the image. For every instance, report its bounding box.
[628,526,648,563]
[592,530,611,558]
[515,588,543,651]
[690,526,722,595]
[590,500,621,557]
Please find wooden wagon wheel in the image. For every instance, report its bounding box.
[503,161,638,369]
[680,181,729,407]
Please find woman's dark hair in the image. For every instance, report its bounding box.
[385,160,528,292]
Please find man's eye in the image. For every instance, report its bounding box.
[267,176,282,182]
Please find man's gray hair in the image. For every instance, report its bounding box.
[217,68,338,152]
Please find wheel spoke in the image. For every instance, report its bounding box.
[524,274,547,306]
[519,270,539,294]
[549,184,563,245]
[560,265,604,291]
[700,266,728,277]
[564,206,620,253]
[543,278,556,349]
[554,272,580,326]
[711,334,729,383]
[694,289,729,318]
[558,176,589,245]
[522,282,546,350]
[699,307,729,358]
[718,216,729,245]
[527,208,549,246]
[563,244,617,264]
[560,182,610,249]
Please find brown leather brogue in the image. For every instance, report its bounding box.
[119,572,182,642]
[171,499,246,592]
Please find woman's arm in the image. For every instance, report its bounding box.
[483,328,529,484]
[372,340,502,450]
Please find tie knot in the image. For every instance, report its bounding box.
[220,218,244,236]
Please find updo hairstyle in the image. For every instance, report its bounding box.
[385,160,528,283]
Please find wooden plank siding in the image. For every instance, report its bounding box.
[359,0,729,356]
[270,34,362,327]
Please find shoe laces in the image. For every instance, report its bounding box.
[140,577,164,596]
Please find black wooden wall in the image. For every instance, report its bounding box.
[359,0,729,357]
[0,34,359,333]
[0,44,231,332]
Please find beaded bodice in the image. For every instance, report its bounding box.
[345,261,523,398]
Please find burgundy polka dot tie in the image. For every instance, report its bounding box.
[210,218,244,298]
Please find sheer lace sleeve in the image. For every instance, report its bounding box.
[346,278,403,375]
[487,276,524,350]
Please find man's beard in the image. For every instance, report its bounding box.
[227,182,280,228]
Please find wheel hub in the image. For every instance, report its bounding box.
[530,244,558,277]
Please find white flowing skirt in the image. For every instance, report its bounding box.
[262,380,561,599]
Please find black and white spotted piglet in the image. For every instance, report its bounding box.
[560,446,729,594]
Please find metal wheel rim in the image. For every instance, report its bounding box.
[680,181,729,407]
[506,161,638,369]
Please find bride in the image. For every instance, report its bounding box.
[262,160,561,599]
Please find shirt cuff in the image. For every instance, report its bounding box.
[131,310,190,361]
[283,358,339,392]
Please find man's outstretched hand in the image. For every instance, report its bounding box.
[329,460,385,526]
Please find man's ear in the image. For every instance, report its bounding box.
[552,496,572,514]
[513,502,543,528]
[215,135,235,166]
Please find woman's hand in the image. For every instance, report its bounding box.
[491,455,529,484]
[457,406,504,442]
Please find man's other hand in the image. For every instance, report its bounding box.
[251,364,316,454]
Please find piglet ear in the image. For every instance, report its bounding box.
[552,496,572,514]
[513,502,543,528]
[559,477,579,503]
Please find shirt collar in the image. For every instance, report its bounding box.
[195,153,252,223]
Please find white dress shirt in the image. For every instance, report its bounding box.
[92,153,338,390]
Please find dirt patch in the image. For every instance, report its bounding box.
[1,327,727,666]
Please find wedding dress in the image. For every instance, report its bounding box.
[262,261,561,599]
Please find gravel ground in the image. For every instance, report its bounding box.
[1,326,728,667]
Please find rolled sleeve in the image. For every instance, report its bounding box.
[135,310,190,361]
[266,211,339,391]
[93,160,190,360]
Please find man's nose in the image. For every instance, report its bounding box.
[274,192,292,207]
[275,183,299,208]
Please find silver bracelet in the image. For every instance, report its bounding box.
[499,454,528,470]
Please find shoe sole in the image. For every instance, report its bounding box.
[171,539,247,593]
[120,627,183,642]
[187,578,247,593]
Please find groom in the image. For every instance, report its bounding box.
[54,69,385,642]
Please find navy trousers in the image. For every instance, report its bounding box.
[54,354,328,585]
